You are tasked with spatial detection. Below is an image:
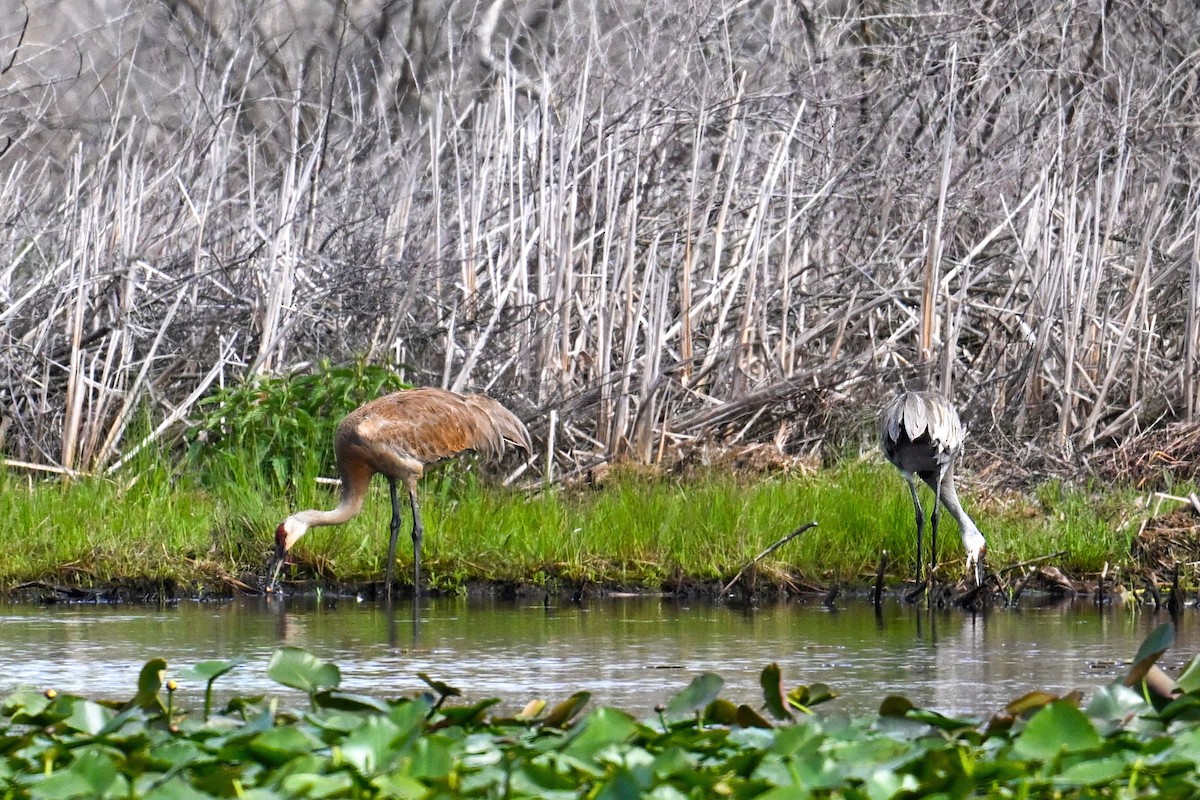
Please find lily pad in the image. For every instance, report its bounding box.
[266,647,340,697]
[665,673,724,717]
[1012,702,1102,761]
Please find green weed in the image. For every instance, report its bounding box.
[0,450,1158,593]
[189,359,410,495]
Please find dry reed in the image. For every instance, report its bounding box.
[0,0,1197,485]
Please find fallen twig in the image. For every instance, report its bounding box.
[1169,562,1182,617]
[903,579,928,604]
[871,550,888,607]
[1143,573,1162,611]
[996,551,1068,578]
[720,521,817,597]
[1,459,86,478]
[1010,570,1032,604]
[954,581,988,612]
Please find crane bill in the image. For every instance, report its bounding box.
[265,541,288,591]
[967,544,987,588]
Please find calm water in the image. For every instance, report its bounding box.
[0,596,1190,719]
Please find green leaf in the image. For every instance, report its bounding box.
[1175,655,1200,695]
[1012,702,1102,761]
[371,773,432,799]
[735,705,773,729]
[703,698,740,726]
[269,458,288,488]
[509,761,576,794]
[878,696,914,717]
[665,673,724,717]
[280,772,354,798]
[146,740,212,773]
[34,748,121,799]
[185,657,246,722]
[759,664,793,720]
[791,682,837,710]
[439,698,501,726]
[650,747,696,780]
[266,647,341,695]
[407,737,455,780]
[307,710,367,735]
[1125,622,1174,688]
[1085,683,1150,730]
[594,767,643,800]
[1054,755,1130,787]
[4,690,52,721]
[140,775,218,800]
[542,692,591,728]
[1156,694,1200,723]
[416,673,462,701]
[96,707,142,737]
[131,658,168,713]
[341,716,402,775]
[565,708,639,753]
[1005,690,1061,718]
[313,690,392,714]
[247,726,323,767]
[61,698,113,736]
[388,697,431,737]
[184,657,246,684]
[862,769,920,800]
[768,724,821,757]
[904,708,975,731]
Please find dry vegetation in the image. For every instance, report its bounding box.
[1,0,1199,485]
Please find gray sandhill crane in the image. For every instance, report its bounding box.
[880,390,986,587]
[267,387,532,598]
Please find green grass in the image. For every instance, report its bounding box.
[0,466,218,587]
[0,452,1161,595]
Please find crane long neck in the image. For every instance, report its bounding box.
[937,479,985,546]
[296,470,369,528]
[937,479,970,524]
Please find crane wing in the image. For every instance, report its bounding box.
[338,388,530,471]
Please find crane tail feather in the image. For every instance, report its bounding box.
[464,395,532,461]
[881,390,963,458]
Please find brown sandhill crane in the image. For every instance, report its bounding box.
[880,390,986,587]
[267,387,532,598]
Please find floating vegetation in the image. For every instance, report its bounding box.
[3,624,1200,797]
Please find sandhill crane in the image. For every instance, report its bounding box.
[880,390,986,587]
[267,387,532,598]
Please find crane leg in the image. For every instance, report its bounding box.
[386,478,403,600]
[930,468,946,583]
[408,477,424,596]
[905,474,925,585]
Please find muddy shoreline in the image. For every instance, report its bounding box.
[3,566,1132,609]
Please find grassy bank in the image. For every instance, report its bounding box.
[0,454,1162,598]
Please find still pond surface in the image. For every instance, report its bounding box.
[0,595,1192,719]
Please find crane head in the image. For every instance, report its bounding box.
[265,517,308,591]
[958,522,987,589]
[966,542,986,588]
